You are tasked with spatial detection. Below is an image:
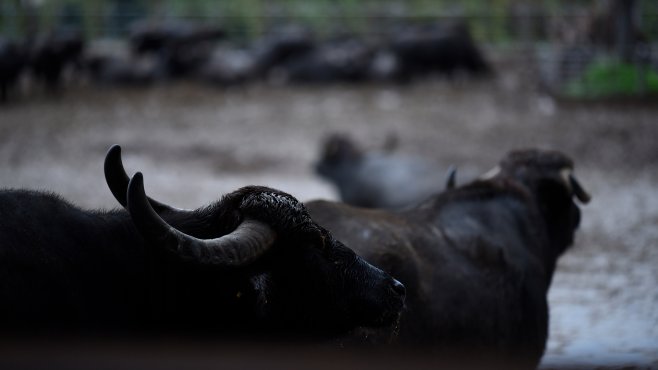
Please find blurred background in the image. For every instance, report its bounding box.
[1,0,657,369]
[1,0,657,98]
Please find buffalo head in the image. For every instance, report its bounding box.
[314,133,363,178]
[105,145,405,337]
[480,149,591,265]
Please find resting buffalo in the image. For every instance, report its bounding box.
[251,26,315,81]
[0,145,405,339]
[195,47,258,86]
[129,21,225,78]
[315,133,449,209]
[129,21,225,55]
[0,37,28,102]
[282,37,374,84]
[29,28,84,91]
[390,22,491,81]
[84,53,165,86]
[307,149,590,368]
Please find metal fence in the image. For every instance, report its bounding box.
[2,0,658,99]
[2,1,657,42]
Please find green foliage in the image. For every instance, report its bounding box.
[564,59,658,98]
[2,0,656,43]
[0,0,512,40]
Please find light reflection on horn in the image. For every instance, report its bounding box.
[478,166,501,180]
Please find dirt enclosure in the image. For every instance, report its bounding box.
[1,77,657,368]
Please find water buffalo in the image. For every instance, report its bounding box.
[390,21,491,81]
[282,37,375,84]
[29,28,84,91]
[315,133,449,209]
[0,37,28,102]
[195,46,258,86]
[129,21,225,55]
[251,26,315,81]
[129,21,225,78]
[307,149,590,368]
[0,145,405,340]
[84,53,165,86]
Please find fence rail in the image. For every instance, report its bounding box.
[2,0,658,100]
[2,0,658,43]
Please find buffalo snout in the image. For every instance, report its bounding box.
[355,262,406,327]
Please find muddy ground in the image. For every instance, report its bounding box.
[1,71,657,368]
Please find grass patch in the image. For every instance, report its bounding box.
[564,59,658,99]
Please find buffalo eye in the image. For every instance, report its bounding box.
[327,246,358,268]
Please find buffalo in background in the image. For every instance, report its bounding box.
[0,145,405,340]
[29,28,84,91]
[245,22,491,84]
[282,36,375,84]
[315,133,452,209]
[83,40,166,87]
[307,149,591,369]
[129,20,225,78]
[0,18,492,96]
[84,52,165,86]
[250,26,315,81]
[0,37,28,102]
[191,26,313,86]
[387,21,492,81]
[0,28,84,100]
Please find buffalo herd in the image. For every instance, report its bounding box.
[2,20,593,370]
[0,141,589,369]
[0,28,84,101]
[0,20,491,102]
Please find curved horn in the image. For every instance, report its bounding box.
[569,174,591,204]
[104,145,131,207]
[127,173,277,267]
[478,165,501,181]
[445,165,457,190]
[104,145,191,215]
[560,168,591,204]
